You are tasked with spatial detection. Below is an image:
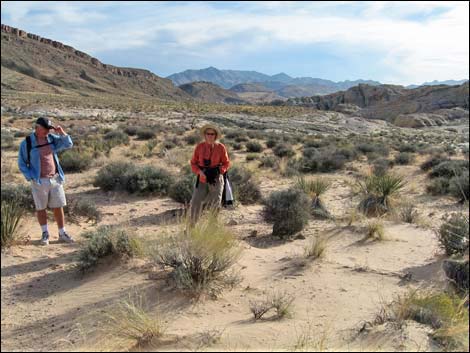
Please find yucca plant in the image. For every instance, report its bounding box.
[358,173,406,216]
[295,177,332,219]
[1,201,25,248]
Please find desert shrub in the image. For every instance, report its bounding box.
[437,213,469,256]
[105,295,165,347]
[300,148,348,173]
[1,184,34,211]
[228,165,262,204]
[429,160,469,179]
[356,142,389,157]
[249,290,295,320]
[245,153,258,161]
[1,201,25,248]
[13,130,30,138]
[104,129,130,146]
[78,226,142,272]
[372,159,394,176]
[382,290,469,351]
[184,132,200,145]
[398,203,419,224]
[420,155,450,171]
[273,143,295,158]
[162,140,177,150]
[136,128,156,140]
[449,171,469,202]
[427,177,450,196]
[148,212,241,296]
[394,152,414,165]
[295,177,332,218]
[246,141,263,153]
[125,166,173,195]
[59,149,92,172]
[259,155,278,169]
[65,197,101,224]
[169,174,194,204]
[123,126,138,136]
[276,157,301,177]
[358,173,406,216]
[443,259,469,293]
[266,138,278,148]
[396,143,417,153]
[94,161,133,192]
[264,188,310,238]
[1,130,14,149]
[94,162,172,195]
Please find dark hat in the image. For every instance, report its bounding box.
[35,117,55,130]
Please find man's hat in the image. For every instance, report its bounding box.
[35,117,55,130]
[199,124,222,139]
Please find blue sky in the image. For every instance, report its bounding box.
[1,1,468,85]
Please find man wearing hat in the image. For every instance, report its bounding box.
[18,117,74,245]
[189,124,230,223]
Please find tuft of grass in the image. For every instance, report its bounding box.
[105,294,165,347]
[1,201,25,248]
[304,236,327,260]
[249,290,295,320]
[379,289,469,351]
[364,220,386,241]
[397,203,419,224]
[148,212,242,297]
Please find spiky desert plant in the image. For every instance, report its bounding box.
[358,173,406,216]
[1,201,25,248]
[295,177,332,218]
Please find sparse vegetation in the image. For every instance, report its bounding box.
[148,212,242,297]
[437,213,469,256]
[304,236,327,260]
[364,220,386,241]
[78,226,143,272]
[246,141,263,153]
[264,188,310,238]
[228,165,262,205]
[358,173,406,216]
[59,149,93,172]
[249,290,295,320]
[1,201,25,248]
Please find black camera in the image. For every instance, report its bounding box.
[203,159,211,167]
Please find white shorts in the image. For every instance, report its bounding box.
[31,175,67,211]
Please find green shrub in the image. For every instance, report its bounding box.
[148,212,241,296]
[136,128,156,140]
[396,143,417,153]
[259,155,278,169]
[273,143,295,158]
[357,143,389,157]
[429,160,469,179]
[372,159,394,176]
[246,153,258,161]
[59,149,92,172]
[394,152,414,165]
[78,226,142,272]
[169,174,195,204]
[104,129,130,146]
[123,126,138,136]
[427,177,450,196]
[264,188,310,238]
[94,161,133,192]
[266,138,277,148]
[232,142,242,151]
[125,166,173,195]
[229,166,262,204]
[449,171,469,202]
[1,201,25,248]
[246,141,263,153]
[300,148,348,173]
[65,197,101,224]
[437,214,469,256]
[184,132,200,145]
[1,184,34,211]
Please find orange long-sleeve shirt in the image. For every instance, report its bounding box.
[190,142,230,175]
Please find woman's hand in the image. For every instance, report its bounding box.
[199,171,207,183]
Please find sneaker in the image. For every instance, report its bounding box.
[58,231,74,243]
[40,231,49,246]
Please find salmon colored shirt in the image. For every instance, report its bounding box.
[191,142,230,175]
[37,136,56,178]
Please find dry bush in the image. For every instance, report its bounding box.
[105,294,165,347]
[364,220,386,241]
[148,212,242,297]
[249,290,295,320]
[304,236,327,260]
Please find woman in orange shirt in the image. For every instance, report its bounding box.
[190,124,230,223]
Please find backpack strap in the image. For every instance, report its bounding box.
[25,135,32,168]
